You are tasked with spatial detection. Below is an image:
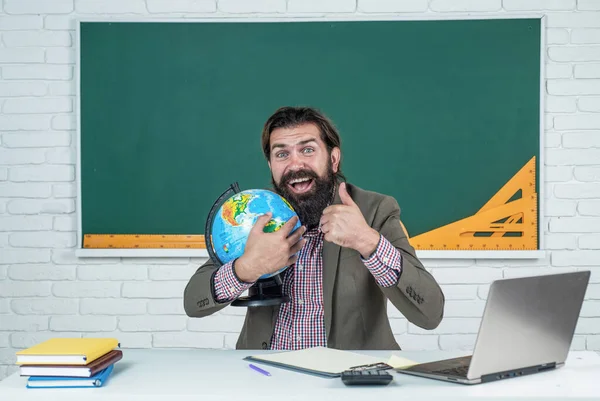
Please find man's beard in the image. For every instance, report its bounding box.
[272,163,336,231]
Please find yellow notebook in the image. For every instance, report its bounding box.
[16,338,119,365]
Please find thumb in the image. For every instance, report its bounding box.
[339,183,356,207]
[251,212,272,233]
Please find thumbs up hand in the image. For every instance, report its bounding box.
[338,181,359,209]
[320,183,380,258]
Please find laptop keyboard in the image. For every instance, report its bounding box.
[432,364,470,377]
[406,355,472,378]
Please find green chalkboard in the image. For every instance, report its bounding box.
[79,18,541,244]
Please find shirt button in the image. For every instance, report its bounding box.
[297,299,304,305]
[383,257,389,263]
[297,264,303,271]
[297,336,302,342]
[229,286,236,293]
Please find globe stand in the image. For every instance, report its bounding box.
[231,274,290,307]
[205,182,289,308]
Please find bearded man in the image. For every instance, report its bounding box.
[184,106,445,350]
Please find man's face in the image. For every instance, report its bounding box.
[268,123,340,230]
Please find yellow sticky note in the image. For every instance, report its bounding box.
[387,354,418,369]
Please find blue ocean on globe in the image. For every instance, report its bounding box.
[210,189,301,279]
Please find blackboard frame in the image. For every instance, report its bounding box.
[74,14,547,260]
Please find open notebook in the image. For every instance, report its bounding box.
[244,346,416,378]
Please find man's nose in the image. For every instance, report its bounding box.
[287,152,304,170]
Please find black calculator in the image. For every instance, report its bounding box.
[341,369,394,386]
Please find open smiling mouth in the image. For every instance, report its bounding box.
[287,177,315,194]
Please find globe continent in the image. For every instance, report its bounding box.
[211,189,301,279]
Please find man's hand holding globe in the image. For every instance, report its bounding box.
[234,213,306,283]
[209,188,306,284]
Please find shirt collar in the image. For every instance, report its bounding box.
[304,226,322,238]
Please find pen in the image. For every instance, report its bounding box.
[249,363,271,376]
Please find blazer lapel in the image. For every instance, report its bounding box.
[322,183,342,340]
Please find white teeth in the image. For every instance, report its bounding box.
[289,178,310,184]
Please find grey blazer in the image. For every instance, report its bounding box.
[184,182,445,350]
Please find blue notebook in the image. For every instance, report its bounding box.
[26,364,114,388]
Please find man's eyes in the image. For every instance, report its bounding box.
[274,147,314,158]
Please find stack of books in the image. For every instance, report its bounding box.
[15,338,122,388]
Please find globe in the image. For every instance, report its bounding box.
[210,189,302,280]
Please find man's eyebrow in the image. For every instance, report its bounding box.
[271,138,318,151]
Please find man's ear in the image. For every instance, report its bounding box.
[331,147,341,173]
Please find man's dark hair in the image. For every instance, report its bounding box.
[261,106,345,181]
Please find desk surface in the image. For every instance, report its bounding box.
[0,349,599,401]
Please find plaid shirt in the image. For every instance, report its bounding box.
[214,228,402,350]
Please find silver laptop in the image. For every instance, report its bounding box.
[396,270,590,384]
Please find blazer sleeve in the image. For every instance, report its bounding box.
[374,195,445,330]
[183,259,232,318]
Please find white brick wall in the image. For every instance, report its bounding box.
[288,0,356,13]
[357,0,428,13]
[0,0,599,382]
[75,0,148,14]
[145,1,217,13]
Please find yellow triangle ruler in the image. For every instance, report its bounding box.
[409,156,538,251]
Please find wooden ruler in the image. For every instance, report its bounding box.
[409,156,538,251]
[83,234,206,249]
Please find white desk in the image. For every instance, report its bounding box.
[0,349,599,401]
